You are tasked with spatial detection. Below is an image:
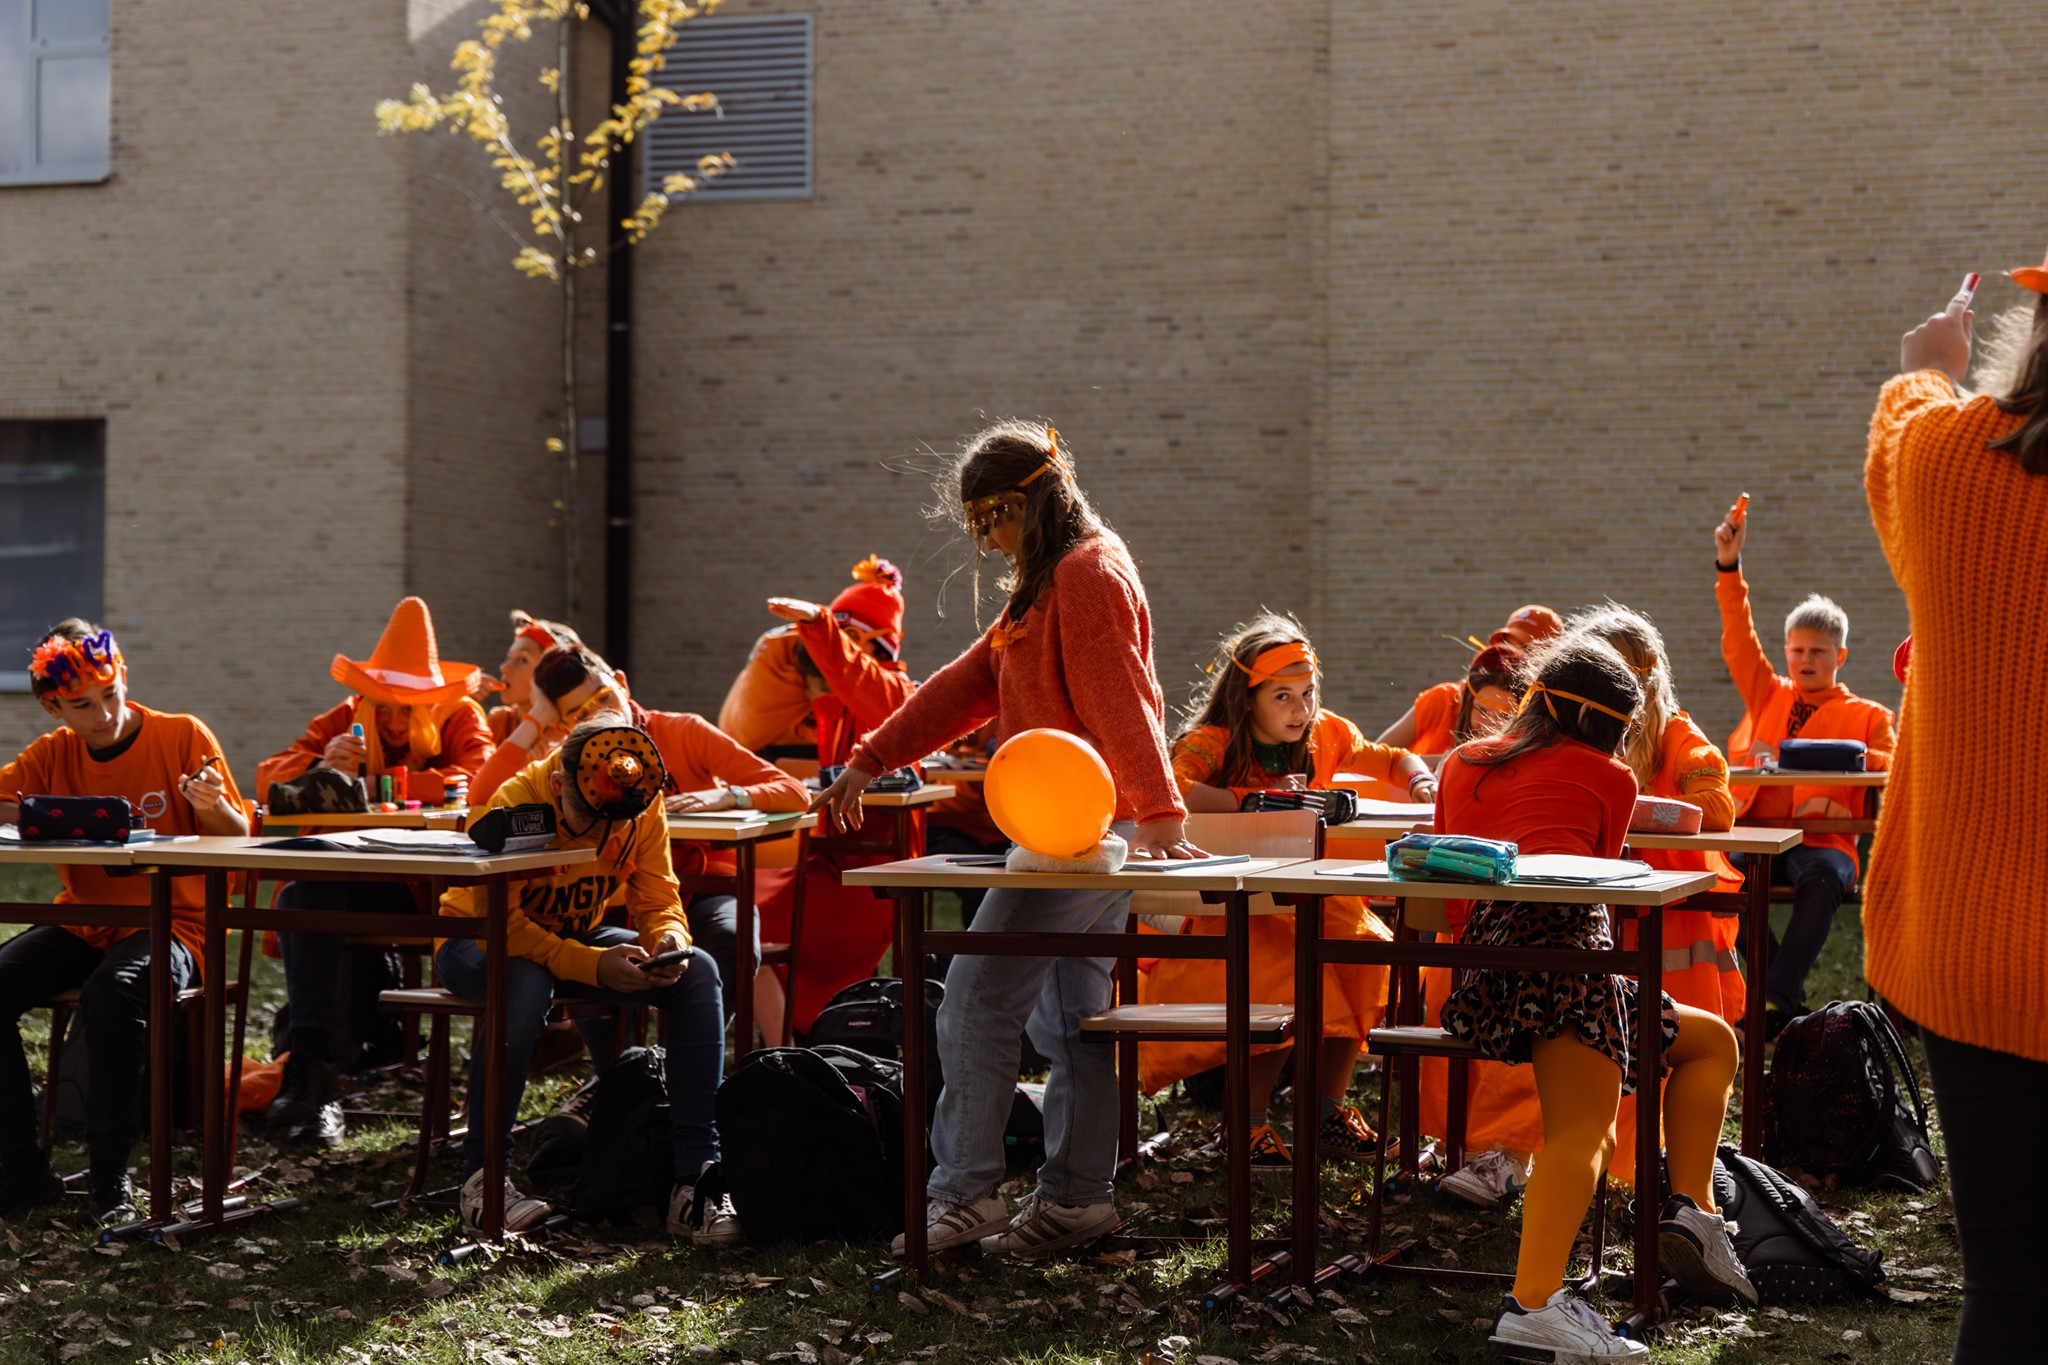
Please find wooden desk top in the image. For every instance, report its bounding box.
[0,835,139,867]
[126,835,597,880]
[1728,768,1888,788]
[841,853,1311,894]
[1623,825,1804,855]
[1243,860,1716,906]
[1334,817,1433,841]
[663,811,817,842]
[858,784,958,808]
[923,766,987,784]
[259,809,467,831]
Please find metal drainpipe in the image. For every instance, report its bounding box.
[602,0,636,671]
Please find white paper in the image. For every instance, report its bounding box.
[1510,854,1657,885]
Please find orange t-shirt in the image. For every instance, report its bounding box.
[1435,737,1637,858]
[1409,680,1465,755]
[0,703,245,958]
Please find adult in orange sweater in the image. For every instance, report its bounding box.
[1713,504,1894,1033]
[1377,605,1556,761]
[434,717,735,1243]
[500,644,810,1026]
[1867,265,2048,1362]
[817,421,1195,1260]
[257,598,494,1148]
[0,621,248,1224]
[1421,606,1745,1203]
[1142,613,1427,1167]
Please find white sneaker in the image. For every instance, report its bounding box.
[1441,1149,1532,1209]
[1658,1193,1759,1307]
[668,1162,743,1247]
[459,1170,551,1235]
[1488,1289,1648,1362]
[888,1194,1010,1257]
[979,1190,1118,1259]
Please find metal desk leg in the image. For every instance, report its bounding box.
[898,889,930,1270]
[734,841,757,1060]
[148,871,175,1223]
[202,870,229,1225]
[1740,854,1771,1157]
[1630,908,1666,1325]
[1291,894,1323,1290]
[1223,889,1252,1291]
[482,877,509,1240]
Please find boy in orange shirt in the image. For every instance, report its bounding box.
[0,621,248,1224]
[1713,499,1895,1033]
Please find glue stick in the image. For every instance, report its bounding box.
[351,722,370,803]
[1730,492,1749,528]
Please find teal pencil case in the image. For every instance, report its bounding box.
[1386,833,1518,884]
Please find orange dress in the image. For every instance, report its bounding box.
[1135,711,1399,1092]
[1416,716,1741,1184]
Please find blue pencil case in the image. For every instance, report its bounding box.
[1387,833,1518,884]
[1776,739,1867,772]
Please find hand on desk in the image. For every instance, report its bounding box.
[812,764,875,835]
[667,788,738,815]
[1130,816,1206,861]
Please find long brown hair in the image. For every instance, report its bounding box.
[1452,643,1529,745]
[1178,612,1319,786]
[946,419,1107,625]
[1566,604,1677,788]
[1462,635,1641,781]
[1991,293,2048,475]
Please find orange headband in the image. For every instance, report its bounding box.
[1229,641,1318,691]
[1517,682,1634,727]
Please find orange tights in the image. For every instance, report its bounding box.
[1509,1002,1738,1307]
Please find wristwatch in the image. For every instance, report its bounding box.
[732,787,752,810]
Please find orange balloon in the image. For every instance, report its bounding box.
[984,728,1117,858]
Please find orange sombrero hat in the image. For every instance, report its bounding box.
[331,597,480,707]
[2011,247,2048,294]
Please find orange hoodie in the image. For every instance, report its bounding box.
[639,709,810,877]
[1716,569,1895,869]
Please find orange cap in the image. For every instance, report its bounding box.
[1489,605,1564,649]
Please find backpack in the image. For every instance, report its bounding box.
[715,1044,909,1242]
[1712,1144,1886,1302]
[803,976,944,1107]
[1764,1000,1939,1192]
[569,1046,677,1222]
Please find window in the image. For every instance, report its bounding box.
[0,421,105,693]
[645,13,812,203]
[0,0,111,187]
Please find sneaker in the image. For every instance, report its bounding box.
[1488,1288,1648,1362]
[86,1172,136,1227]
[1658,1193,1759,1307]
[979,1190,1118,1259]
[1246,1123,1293,1170]
[1442,1149,1532,1209]
[459,1169,552,1235]
[0,1153,66,1218]
[889,1193,1009,1257]
[1318,1104,1384,1160]
[275,1057,345,1150]
[668,1162,743,1247]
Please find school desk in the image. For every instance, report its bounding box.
[0,838,183,1233]
[661,810,817,1055]
[1245,860,1715,1327]
[256,808,468,831]
[126,836,595,1244]
[1728,767,1888,835]
[840,853,1312,1294]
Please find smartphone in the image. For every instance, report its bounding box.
[639,949,688,971]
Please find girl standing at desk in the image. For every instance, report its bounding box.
[815,420,1193,1260]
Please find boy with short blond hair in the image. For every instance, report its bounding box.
[0,620,248,1224]
[1713,500,1896,1033]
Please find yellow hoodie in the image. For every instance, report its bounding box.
[436,748,686,986]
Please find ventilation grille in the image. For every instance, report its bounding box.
[645,13,812,202]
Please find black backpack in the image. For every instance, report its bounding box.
[1764,1000,1939,1192]
[569,1046,678,1222]
[804,976,944,1106]
[716,1044,909,1242]
[1713,1144,1886,1302]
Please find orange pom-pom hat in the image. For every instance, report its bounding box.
[29,629,123,699]
[829,554,907,660]
[572,724,669,821]
[331,597,481,708]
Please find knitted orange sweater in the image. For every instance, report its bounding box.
[1865,370,2048,1062]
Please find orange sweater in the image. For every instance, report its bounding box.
[0,704,245,961]
[1410,680,1467,755]
[794,615,915,767]
[1864,370,2048,1062]
[256,697,492,799]
[1716,569,1894,868]
[853,533,1185,826]
[716,629,820,754]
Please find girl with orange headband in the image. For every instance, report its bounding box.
[1141,613,1430,1168]
[815,419,1192,1261]
[1422,605,1747,1210]
[1434,636,1753,1361]
[482,609,584,747]
[1377,605,1559,762]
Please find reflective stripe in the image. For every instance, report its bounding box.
[1662,940,1741,975]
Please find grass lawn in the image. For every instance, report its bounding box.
[0,868,1961,1365]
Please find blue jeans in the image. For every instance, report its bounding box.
[1733,845,1857,1014]
[928,825,1133,1208]
[434,926,725,1182]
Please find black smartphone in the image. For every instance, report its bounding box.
[639,949,688,970]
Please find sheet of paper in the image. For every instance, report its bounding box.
[1511,854,1657,885]
[1120,853,1258,873]
[1315,860,1391,878]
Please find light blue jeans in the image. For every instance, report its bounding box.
[929,823,1134,1209]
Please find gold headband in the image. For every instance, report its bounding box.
[963,429,1070,537]
[1517,682,1634,727]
